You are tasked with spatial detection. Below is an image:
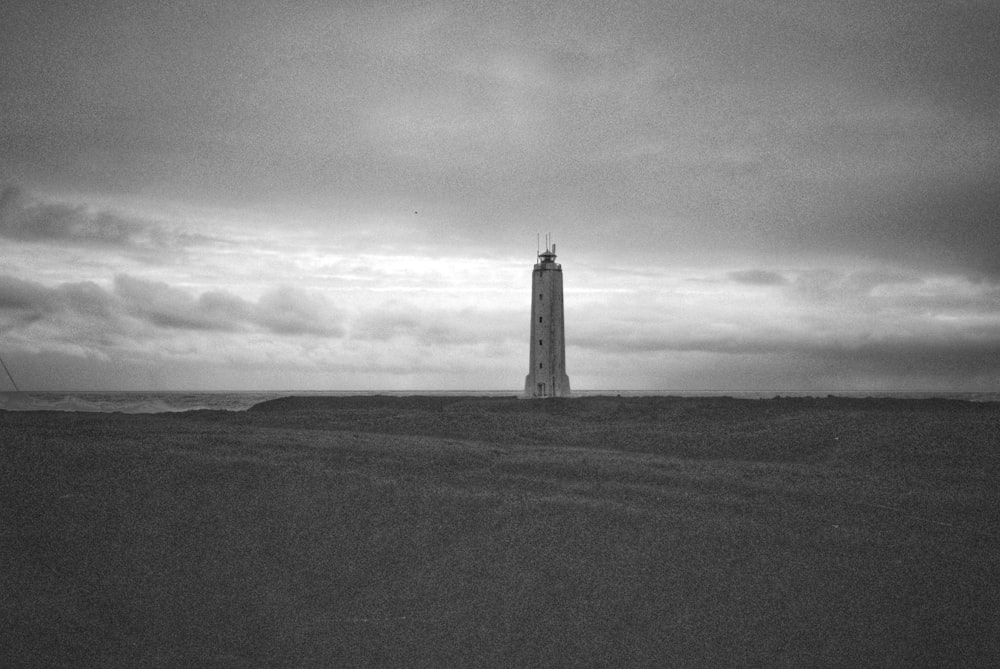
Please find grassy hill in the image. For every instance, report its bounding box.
[2,396,998,666]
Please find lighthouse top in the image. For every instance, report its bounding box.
[536,243,560,269]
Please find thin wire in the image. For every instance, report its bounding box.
[0,354,21,392]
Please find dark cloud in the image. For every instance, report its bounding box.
[115,277,345,337]
[0,275,120,324]
[0,186,211,251]
[255,286,345,337]
[0,275,56,333]
[0,275,53,311]
[0,274,344,339]
[728,270,788,286]
[113,275,238,332]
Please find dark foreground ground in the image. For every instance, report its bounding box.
[2,395,998,667]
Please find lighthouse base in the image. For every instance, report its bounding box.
[524,374,572,398]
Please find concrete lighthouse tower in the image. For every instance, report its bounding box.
[525,239,571,397]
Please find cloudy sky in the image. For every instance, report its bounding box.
[1,0,998,392]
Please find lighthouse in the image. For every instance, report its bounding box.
[525,240,571,397]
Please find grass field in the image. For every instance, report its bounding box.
[2,396,998,667]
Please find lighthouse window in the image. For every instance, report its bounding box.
[539,294,543,300]
[539,339,543,345]
[538,316,542,323]
[539,363,543,368]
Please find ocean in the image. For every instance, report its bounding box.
[1,390,998,413]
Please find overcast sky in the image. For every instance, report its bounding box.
[2,0,999,391]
